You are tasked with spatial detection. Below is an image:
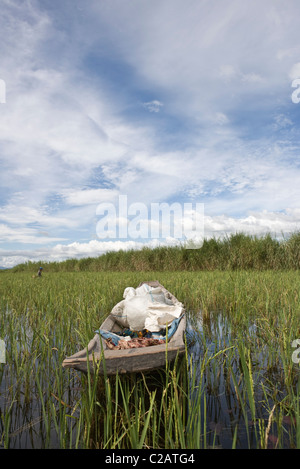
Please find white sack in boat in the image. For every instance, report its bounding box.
[144,302,183,332]
[110,284,183,332]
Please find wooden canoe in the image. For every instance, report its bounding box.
[62,281,186,375]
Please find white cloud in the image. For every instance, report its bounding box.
[204,209,300,238]
[219,64,238,80]
[0,202,76,229]
[241,72,264,83]
[214,112,229,125]
[1,0,300,267]
[272,113,293,130]
[0,239,161,268]
[1,208,300,268]
[289,62,300,80]
[90,0,292,116]
[0,3,130,211]
[0,223,65,245]
[62,188,119,206]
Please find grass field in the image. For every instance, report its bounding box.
[10,232,300,273]
[0,269,299,449]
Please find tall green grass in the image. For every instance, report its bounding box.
[7,232,300,274]
[0,270,299,448]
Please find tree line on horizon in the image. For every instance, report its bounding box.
[6,232,300,273]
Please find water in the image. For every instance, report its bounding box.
[0,310,299,449]
[186,311,299,449]
[0,311,82,449]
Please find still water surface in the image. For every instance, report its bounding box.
[0,311,298,449]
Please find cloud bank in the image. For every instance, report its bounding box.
[1,0,300,267]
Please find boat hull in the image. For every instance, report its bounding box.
[62,281,186,375]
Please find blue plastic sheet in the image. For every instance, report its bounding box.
[96,314,184,344]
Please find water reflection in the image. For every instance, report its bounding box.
[186,310,299,449]
[0,309,298,449]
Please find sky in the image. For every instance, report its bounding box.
[1,0,300,268]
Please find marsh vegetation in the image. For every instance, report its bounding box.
[10,232,300,273]
[0,265,299,449]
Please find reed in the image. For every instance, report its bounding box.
[0,269,299,448]
[7,231,300,274]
